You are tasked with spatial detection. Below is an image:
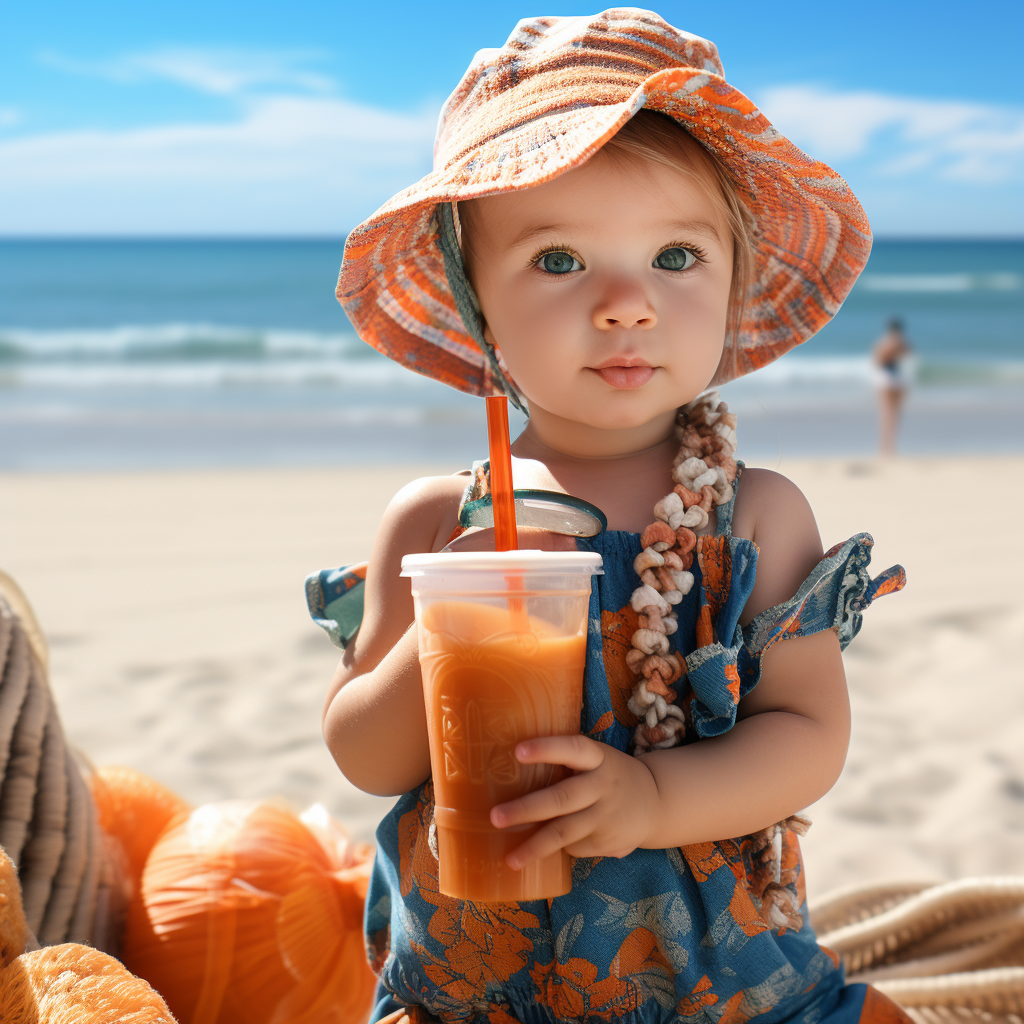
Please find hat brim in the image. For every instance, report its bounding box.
[337,66,870,397]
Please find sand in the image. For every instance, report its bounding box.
[0,456,1021,901]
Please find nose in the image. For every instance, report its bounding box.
[591,279,658,332]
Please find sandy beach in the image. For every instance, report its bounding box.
[0,455,1021,902]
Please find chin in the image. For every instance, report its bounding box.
[582,405,674,432]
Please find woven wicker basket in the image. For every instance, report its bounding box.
[0,577,122,952]
[812,878,1024,1023]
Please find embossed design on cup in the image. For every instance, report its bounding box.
[432,631,550,787]
[441,693,522,784]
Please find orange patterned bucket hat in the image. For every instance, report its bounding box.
[336,8,871,411]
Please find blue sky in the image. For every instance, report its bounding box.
[2,0,1022,237]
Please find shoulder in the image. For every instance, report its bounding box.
[346,471,469,665]
[731,468,813,537]
[378,471,470,556]
[731,468,824,624]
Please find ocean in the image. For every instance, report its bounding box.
[0,238,1021,469]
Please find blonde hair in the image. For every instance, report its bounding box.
[601,108,756,352]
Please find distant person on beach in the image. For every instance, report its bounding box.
[872,316,914,456]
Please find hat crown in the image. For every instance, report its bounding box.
[433,8,723,171]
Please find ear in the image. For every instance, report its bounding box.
[482,321,500,356]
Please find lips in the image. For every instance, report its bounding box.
[591,361,655,390]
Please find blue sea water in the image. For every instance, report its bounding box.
[0,238,1021,468]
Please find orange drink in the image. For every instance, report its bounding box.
[402,551,602,902]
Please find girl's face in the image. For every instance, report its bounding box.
[462,148,734,451]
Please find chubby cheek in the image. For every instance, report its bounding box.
[486,294,584,395]
[500,338,585,415]
[661,290,729,389]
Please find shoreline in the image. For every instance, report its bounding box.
[1,456,1021,898]
[2,399,1023,471]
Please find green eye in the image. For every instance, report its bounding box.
[654,247,697,271]
[539,251,581,274]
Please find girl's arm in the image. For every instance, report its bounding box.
[322,474,465,797]
[490,470,850,862]
[636,626,848,847]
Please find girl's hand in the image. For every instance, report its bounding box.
[489,735,661,868]
[443,525,578,553]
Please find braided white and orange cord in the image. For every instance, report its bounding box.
[628,391,738,753]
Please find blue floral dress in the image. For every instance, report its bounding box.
[307,463,907,1024]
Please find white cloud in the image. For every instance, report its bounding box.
[0,95,438,234]
[4,69,1021,236]
[38,47,334,95]
[757,85,1024,184]
[0,107,23,128]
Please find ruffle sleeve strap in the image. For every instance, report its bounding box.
[305,562,369,649]
[683,533,905,739]
[742,533,906,661]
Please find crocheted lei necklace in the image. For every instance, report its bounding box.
[627,390,738,754]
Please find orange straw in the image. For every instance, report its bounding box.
[485,396,528,630]
[485,396,518,552]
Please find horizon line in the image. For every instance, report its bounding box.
[2,233,1023,243]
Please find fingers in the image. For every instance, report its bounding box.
[442,527,578,554]
[489,736,604,829]
[490,769,594,829]
[515,528,579,551]
[514,734,604,772]
[504,809,597,870]
[490,736,613,868]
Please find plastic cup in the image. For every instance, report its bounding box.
[401,549,603,902]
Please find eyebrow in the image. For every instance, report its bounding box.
[507,223,574,248]
[507,218,723,248]
[665,219,723,242]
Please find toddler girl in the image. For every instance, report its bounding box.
[310,10,907,1023]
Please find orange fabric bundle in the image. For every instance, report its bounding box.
[0,846,174,1023]
[121,800,377,1024]
[88,766,193,888]
[1,945,177,1024]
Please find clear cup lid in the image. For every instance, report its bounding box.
[459,489,606,537]
[401,550,603,576]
